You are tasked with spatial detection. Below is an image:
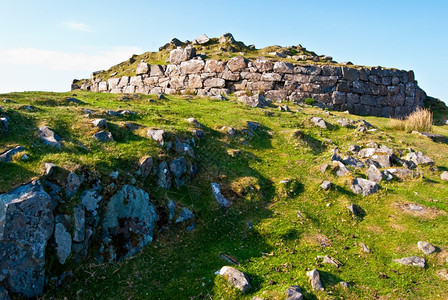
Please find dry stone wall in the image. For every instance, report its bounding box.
[74,48,426,118]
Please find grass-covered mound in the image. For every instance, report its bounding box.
[1,91,448,299]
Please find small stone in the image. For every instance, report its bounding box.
[286,285,303,300]
[215,266,252,292]
[366,165,383,183]
[320,181,332,191]
[306,269,324,290]
[65,171,81,199]
[347,204,363,216]
[109,171,119,179]
[187,117,202,128]
[339,282,349,289]
[147,129,166,145]
[322,255,342,268]
[360,243,371,253]
[311,117,327,129]
[418,241,436,255]
[93,131,114,142]
[438,269,448,281]
[394,256,425,268]
[440,171,448,181]
[211,182,231,208]
[337,118,350,127]
[192,129,205,139]
[92,118,107,129]
[279,105,291,112]
[333,161,350,177]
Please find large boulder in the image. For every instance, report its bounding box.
[215,266,252,292]
[102,185,157,260]
[0,180,54,298]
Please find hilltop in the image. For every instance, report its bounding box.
[0,34,448,300]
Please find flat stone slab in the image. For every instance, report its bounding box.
[394,256,425,268]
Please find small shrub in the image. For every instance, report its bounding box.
[390,107,432,132]
[304,98,315,105]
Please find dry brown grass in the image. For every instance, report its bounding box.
[390,107,433,132]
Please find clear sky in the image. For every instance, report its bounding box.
[0,0,447,102]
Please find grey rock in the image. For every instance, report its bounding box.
[147,129,166,145]
[136,62,149,75]
[0,145,25,163]
[286,285,303,300]
[54,223,71,264]
[169,45,196,65]
[333,161,350,177]
[187,117,202,128]
[92,118,107,129]
[366,165,383,183]
[320,181,332,191]
[180,59,205,74]
[350,178,379,196]
[102,185,157,260]
[358,148,376,158]
[337,118,351,127]
[371,154,392,168]
[349,145,360,153]
[44,162,57,175]
[279,105,291,112]
[386,168,420,180]
[65,171,81,199]
[273,61,294,73]
[169,157,188,187]
[343,156,365,168]
[38,126,62,147]
[168,199,176,221]
[175,207,194,223]
[347,204,363,216]
[418,241,436,255]
[246,121,260,131]
[211,182,231,208]
[137,156,153,178]
[322,255,342,267]
[405,151,434,166]
[441,171,448,181]
[193,34,210,45]
[219,33,235,44]
[0,180,54,297]
[360,242,371,253]
[319,163,329,173]
[227,56,248,72]
[238,94,269,108]
[81,187,103,217]
[306,269,324,290]
[394,256,425,268]
[310,117,327,129]
[158,161,171,189]
[73,205,85,242]
[93,131,113,142]
[216,266,252,292]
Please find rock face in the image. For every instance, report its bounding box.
[102,185,157,260]
[0,180,54,297]
[216,266,252,292]
[78,40,426,117]
[38,126,62,147]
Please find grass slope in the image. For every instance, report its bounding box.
[1,91,448,299]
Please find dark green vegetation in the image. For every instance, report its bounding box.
[1,91,448,299]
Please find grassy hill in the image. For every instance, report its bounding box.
[1,91,448,299]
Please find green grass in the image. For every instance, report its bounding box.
[1,91,448,299]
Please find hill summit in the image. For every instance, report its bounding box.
[72,33,426,118]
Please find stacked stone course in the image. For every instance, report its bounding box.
[74,48,426,118]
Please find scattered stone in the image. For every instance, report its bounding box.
[221,126,236,136]
[310,117,327,129]
[158,161,172,189]
[357,124,367,133]
[137,156,153,178]
[320,181,332,191]
[418,241,436,255]
[360,242,371,253]
[168,199,176,221]
[319,163,329,173]
[102,185,157,260]
[246,121,260,131]
[333,161,350,177]
[337,118,351,127]
[386,168,420,180]
[187,117,202,128]
[405,151,434,166]
[21,154,29,161]
[347,204,363,216]
[350,178,379,196]
[279,105,290,112]
[393,256,425,268]
[109,171,119,179]
[175,207,194,223]
[91,118,107,129]
[441,171,448,181]
[38,126,62,147]
[93,131,114,142]
[238,94,269,108]
[343,156,365,168]
[147,129,166,145]
[0,145,25,163]
[339,282,349,289]
[306,269,324,291]
[215,266,252,292]
[286,285,303,300]
[80,186,103,217]
[358,148,376,158]
[211,182,231,208]
[366,165,383,183]
[0,180,54,297]
[371,153,391,168]
[54,223,72,264]
[322,255,342,268]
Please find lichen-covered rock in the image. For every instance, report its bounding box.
[366,165,383,183]
[350,178,379,196]
[54,223,71,264]
[216,266,252,292]
[102,185,157,260]
[394,256,425,268]
[227,56,248,72]
[73,205,85,242]
[211,183,231,208]
[175,207,194,223]
[38,126,62,147]
[136,62,149,75]
[0,180,54,298]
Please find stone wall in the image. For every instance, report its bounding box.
[73,48,426,118]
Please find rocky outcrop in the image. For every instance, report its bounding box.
[75,38,426,117]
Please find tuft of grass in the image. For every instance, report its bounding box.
[390,107,433,132]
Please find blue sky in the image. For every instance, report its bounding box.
[1,0,447,102]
